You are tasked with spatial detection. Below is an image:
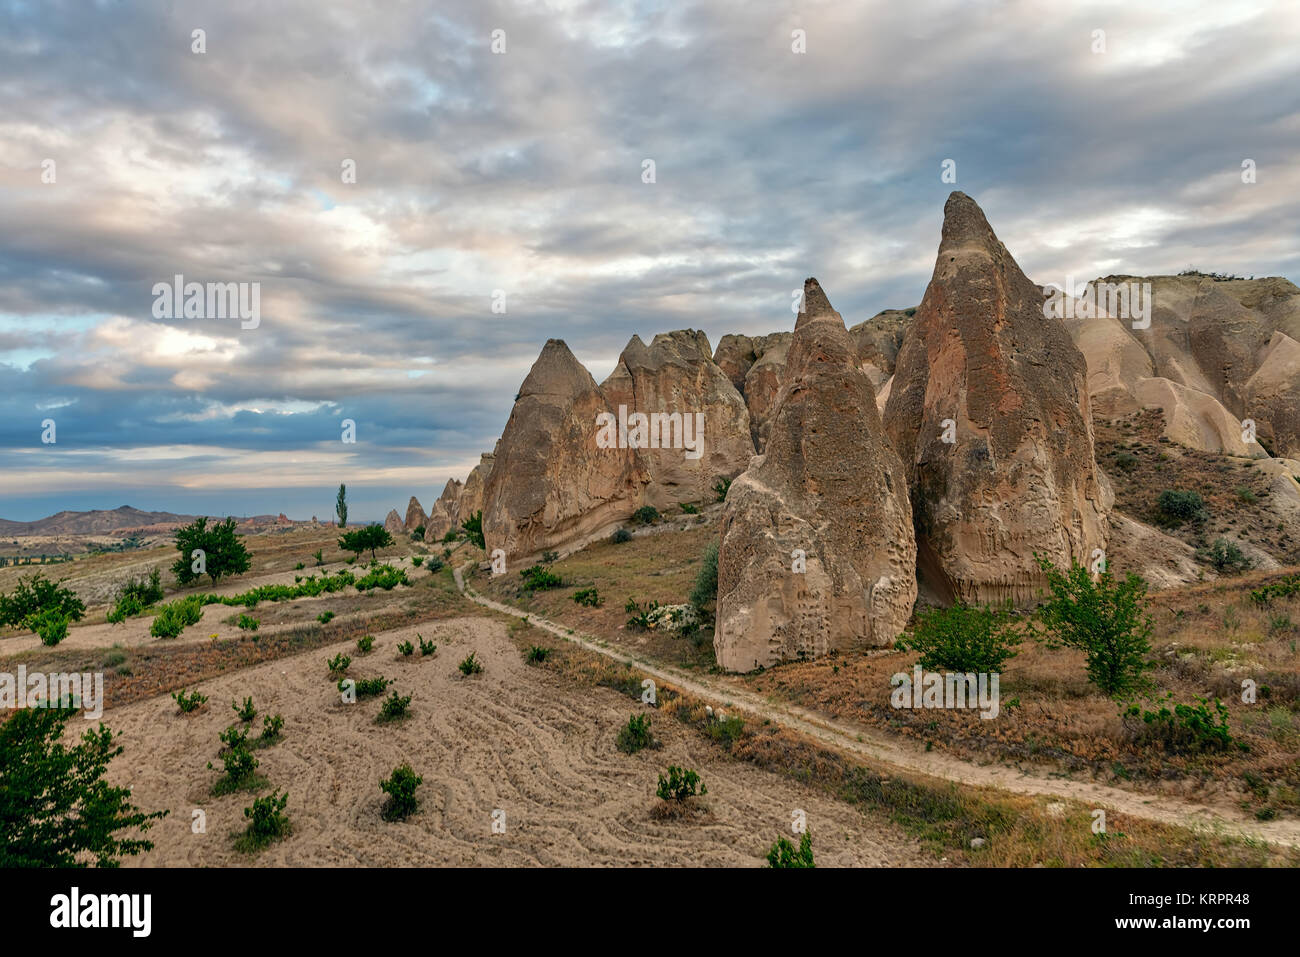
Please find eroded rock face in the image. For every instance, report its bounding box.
[883,191,1111,606]
[457,454,494,526]
[482,340,647,561]
[715,279,917,673]
[383,510,404,536]
[714,333,793,453]
[600,330,754,509]
[404,497,428,533]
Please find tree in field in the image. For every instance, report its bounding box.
[461,510,485,550]
[171,516,252,586]
[338,524,392,561]
[1032,555,1153,698]
[336,484,348,529]
[0,705,168,866]
[0,571,86,629]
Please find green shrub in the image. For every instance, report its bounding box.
[712,477,732,501]
[31,607,69,646]
[357,634,374,654]
[418,635,437,656]
[412,525,425,542]
[688,541,719,622]
[610,528,633,544]
[412,556,424,568]
[314,549,325,566]
[232,696,256,722]
[633,505,660,525]
[150,595,204,638]
[238,790,289,849]
[1249,573,1300,607]
[520,565,563,590]
[355,564,409,591]
[218,724,250,751]
[171,516,251,586]
[1235,486,1258,505]
[0,705,167,866]
[458,652,483,676]
[1114,450,1139,472]
[0,571,86,629]
[1156,489,1207,525]
[294,561,305,570]
[397,640,414,657]
[461,510,485,549]
[219,744,258,786]
[350,676,391,698]
[766,831,815,868]
[896,602,1021,673]
[1033,557,1153,698]
[172,688,207,713]
[380,763,422,821]
[625,598,659,631]
[236,613,258,631]
[703,714,745,750]
[317,610,334,624]
[542,550,559,563]
[572,587,601,607]
[326,653,351,677]
[377,691,413,722]
[106,569,164,623]
[681,503,699,514]
[656,766,706,801]
[1122,694,1237,753]
[442,529,458,544]
[338,525,393,562]
[426,556,445,573]
[525,645,551,664]
[260,713,284,743]
[1202,538,1252,574]
[616,713,656,754]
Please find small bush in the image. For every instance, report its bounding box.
[633,506,660,525]
[412,525,425,541]
[625,598,659,631]
[260,713,284,743]
[573,587,601,607]
[397,640,414,657]
[377,691,413,722]
[0,571,86,629]
[525,645,551,664]
[767,832,815,868]
[107,569,164,623]
[688,541,719,623]
[656,765,706,801]
[219,744,258,785]
[313,549,324,566]
[610,528,633,544]
[896,602,1021,673]
[380,763,422,821]
[712,477,732,501]
[1235,486,1258,504]
[411,556,424,568]
[172,688,207,714]
[1202,538,1252,574]
[1122,694,1237,753]
[238,790,289,849]
[236,613,258,631]
[418,634,436,656]
[1156,489,1207,526]
[616,713,657,754]
[458,652,483,676]
[232,696,256,722]
[294,561,305,570]
[703,714,745,750]
[1114,450,1139,472]
[31,608,69,646]
[681,503,699,514]
[326,653,351,677]
[357,634,374,654]
[542,550,559,563]
[355,565,409,592]
[351,676,391,698]
[150,596,204,639]
[520,564,563,590]
[218,724,250,751]
[317,610,334,624]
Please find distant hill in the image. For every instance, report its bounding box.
[0,506,305,538]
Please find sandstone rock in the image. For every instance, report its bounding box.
[383,509,404,536]
[404,496,428,532]
[600,329,754,509]
[715,333,792,453]
[457,454,494,526]
[715,278,917,672]
[883,191,1111,605]
[848,309,913,389]
[483,339,648,561]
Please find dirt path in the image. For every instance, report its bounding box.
[455,563,1300,849]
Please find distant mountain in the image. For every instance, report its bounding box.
[0,505,200,537]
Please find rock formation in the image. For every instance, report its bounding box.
[403,496,428,533]
[883,191,1111,605]
[600,330,754,508]
[482,340,647,561]
[715,278,917,672]
[383,510,404,536]
[457,453,494,525]
[712,333,792,453]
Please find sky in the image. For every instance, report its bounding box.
[1,0,1297,522]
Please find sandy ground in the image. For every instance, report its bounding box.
[102,615,929,867]
[1,556,436,654]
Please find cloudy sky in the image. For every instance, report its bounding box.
[1,0,1297,522]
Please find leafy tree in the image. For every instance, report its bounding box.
[338,525,393,561]
[896,601,1022,673]
[171,516,251,586]
[0,705,167,866]
[0,571,86,629]
[1033,556,1153,698]
[461,509,485,549]
[688,541,719,623]
[336,483,348,528]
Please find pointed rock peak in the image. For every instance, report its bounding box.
[648,329,712,358]
[796,277,844,331]
[939,190,1000,252]
[407,496,423,509]
[518,338,598,399]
